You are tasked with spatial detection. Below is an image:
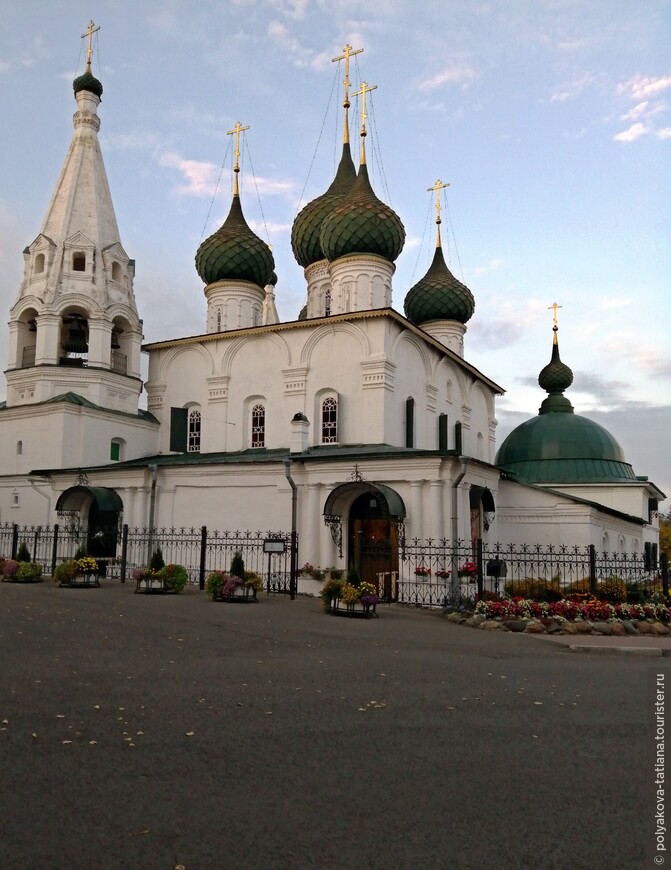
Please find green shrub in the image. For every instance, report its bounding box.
[504,577,562,602]
[598,576,627,603]
[243,571,263,591]
[158,563,188,594]
[17,561,42,581]
[230,551,245,579]
[54,560,77,585]
[16,542,31,563]
[149,547,165,572]
[205,571,225,599]
[626,582,645,604]
[347,566,361,588]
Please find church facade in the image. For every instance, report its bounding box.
[0,41,662,583]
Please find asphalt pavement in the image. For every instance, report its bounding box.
[0,580,660,869]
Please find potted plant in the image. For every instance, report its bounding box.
[16,561,43,583]
[157,563,189,594]
[206,552,258,603]
[1,559,19,581]
[415,566,431,579]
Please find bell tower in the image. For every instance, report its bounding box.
[5,21,143,414]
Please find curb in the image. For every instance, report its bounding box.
[568,644,662,657]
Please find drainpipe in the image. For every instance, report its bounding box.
[451,457,470,600]
[283,458,298,600]
[147,464,158,564]
[29,478,52,525]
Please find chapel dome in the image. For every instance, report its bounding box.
[404,245,475,325]
[291,143,357,268]
[195,194,274,288]
[73,69,103,99]
[496,331,636,484]
[320,164,405,263]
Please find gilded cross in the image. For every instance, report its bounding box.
[351,81,377,162]
[549,301,562,342]
[332,43,364,143]
[81,20,100,71]
[227,121,250,195]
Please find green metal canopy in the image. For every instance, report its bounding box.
[56,486,123,513]
[323,481,406,519]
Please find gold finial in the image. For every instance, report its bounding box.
[427,178,450,247]
[332,43,364,145]
[81,20,100,72]
[351,81,377,164]
[227,121,250,196]
[549,302,562,343]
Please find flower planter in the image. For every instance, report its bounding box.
[328,598,378,618]
[135,575,171,594]
[213,585,258,603]
[60,571,100,588]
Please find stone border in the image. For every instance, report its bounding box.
[445,612,670,637]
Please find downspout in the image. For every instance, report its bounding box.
[451,457,470,599]
[29,478,52,525]
[147,464,158,564]
[283,458,298,601]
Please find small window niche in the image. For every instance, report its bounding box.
[72,252,86,272]
[16,440,23,456]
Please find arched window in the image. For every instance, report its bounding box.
[188,409,201,453]
[601,531,610,553]
[111,262,121,281]
[35,254,45,274]
[324,287,331,317]
[72,252,86,272]
[251,404,265,447]
[16,441,22,456]
[110,439,124,461]
[322,397,338,443]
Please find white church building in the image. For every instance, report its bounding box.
[0,36,662,584]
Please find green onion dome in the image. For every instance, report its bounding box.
[291,143,357,268]
[195,194,274,287]
[73,69,103,99]
[320,164,405,264]
[404,245,474,325]
[496,335,636,484]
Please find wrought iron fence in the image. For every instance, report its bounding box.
[397,538,668,608]
[0,522,295,593]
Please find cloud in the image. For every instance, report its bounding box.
[549,72,597,104]
[657,127,671,140]
[159,152,220,197]
[620,101,648,121]
[597,296,633,311]
[467,258,505,279]
[613,122,647,143]
[417,63,475,93]
[267,21,313,68]
[269,0,310,19]
[618,75,671,101]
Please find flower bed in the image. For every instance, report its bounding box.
[474,596,671,623]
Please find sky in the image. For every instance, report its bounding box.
[0,0,669,507]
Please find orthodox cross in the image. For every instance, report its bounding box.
[227,121,250,195]
[347,463,366,482]
[549,301,562,342]
[351,81,377,162]
[81,20,100,71]
[427,178,450,245]
[332,43,364,143]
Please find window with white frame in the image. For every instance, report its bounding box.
[251,404,265,447]
[188,409,201,452]
[322,396,338,443]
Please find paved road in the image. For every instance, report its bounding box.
[0,581,659,869]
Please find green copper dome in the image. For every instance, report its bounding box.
[320,164,405,264]
[195,194,274,288]
[73,69,103,99]
[291,143,357,268]
[404,245,475,325]
[496,336,636,484]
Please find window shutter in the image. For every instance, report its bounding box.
[438,413,448,451]
[405,398,415,448]
[170,407,188,452]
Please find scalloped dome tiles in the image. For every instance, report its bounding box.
[195,195,274,288]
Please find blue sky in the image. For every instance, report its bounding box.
[0,0,669,505]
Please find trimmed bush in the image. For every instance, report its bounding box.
[54,561,77,585]
[16,542,31,563]
[158,563,188,594]
[230,551,245,580]
[149,547,165,572]
[17,561,42,581]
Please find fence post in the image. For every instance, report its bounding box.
[662,553,669,598]
[11,524,18,559]
[51,524,59,576]
[476,538,484,600]
[588,545,597,595]
[120,525,128,584]
[199,526,207,590]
